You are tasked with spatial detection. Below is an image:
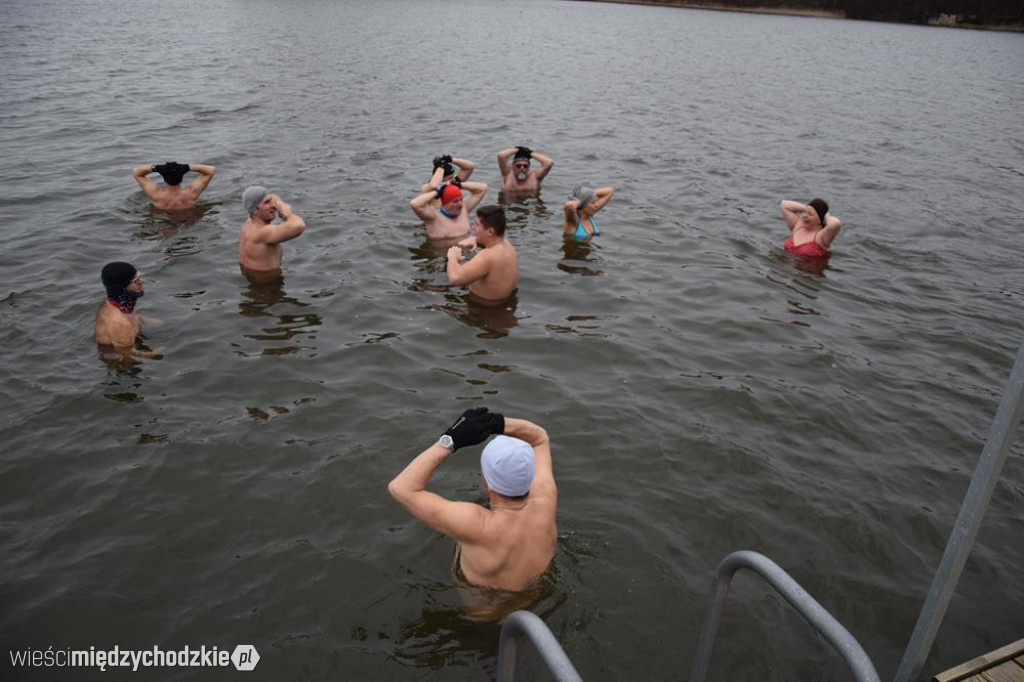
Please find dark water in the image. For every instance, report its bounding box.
[1,0,1023,679]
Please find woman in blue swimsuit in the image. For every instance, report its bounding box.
[562,185,614,240]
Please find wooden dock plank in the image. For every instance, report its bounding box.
[934,639,1024,682]
[979,658,1024,682]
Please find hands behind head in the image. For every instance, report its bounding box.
[433,154,454,170]
[154,161,190,176]
[443,407,505,451]
[451,177,462,188]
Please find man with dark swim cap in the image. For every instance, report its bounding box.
[497,145,553,194]
[131,161,216,210]
[410,176,488,240]
[94,261,146,348]
[238,186,307,281]
[388,408,557,592]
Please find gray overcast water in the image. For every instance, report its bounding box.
[1,0,1023,679]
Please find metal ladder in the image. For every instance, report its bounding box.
[497,549,879,682]
[497,342,1024,681]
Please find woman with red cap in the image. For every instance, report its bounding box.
[779,198,843,259]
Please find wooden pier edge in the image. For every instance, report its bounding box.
[933,637,1024,682]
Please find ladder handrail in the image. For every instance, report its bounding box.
[689,550,880,682]
[497,610,583,682]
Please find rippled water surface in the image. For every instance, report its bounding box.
[2,0,1023,679]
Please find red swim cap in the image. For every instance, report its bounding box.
[440,185,463,205]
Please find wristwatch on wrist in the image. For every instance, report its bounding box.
[438,434,454,450]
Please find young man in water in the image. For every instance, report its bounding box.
[446,205,518,306]
[410,178,488,240]
[388,407,557,592]
[94,261,145,348]
[131,161,216,210]
[237,186,307,282]
[497,146,553,194]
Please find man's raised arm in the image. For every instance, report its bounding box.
[388,408,503,538]
[131,165,161,199]
[532,151,554,181]
[496,147,518,177]
[461,180,489,212]
[260,195,306,245]
[185,164,216,198]
[503,417,555,499]
[411,187,441,220]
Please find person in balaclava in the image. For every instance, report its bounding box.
[131,161,216,210]
[94,261,145,348]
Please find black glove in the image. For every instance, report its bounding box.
[444,407,502,451]
[432,156,445,170]
[435,183,448,197]
[516,146,532,159]
[440,154,453,165]
[441,163,455,177]
[451,177,462,188]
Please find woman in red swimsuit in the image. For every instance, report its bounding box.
[780,198,843,259]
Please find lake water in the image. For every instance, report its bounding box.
[1,0,1023,679]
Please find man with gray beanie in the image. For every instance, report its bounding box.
[388,408,557,593]
[238,186,306,281]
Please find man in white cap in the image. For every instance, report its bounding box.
[388,407,557,592]
[238,186,307,281]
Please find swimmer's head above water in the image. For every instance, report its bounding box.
[571,185,596,213]
[101,261,144,311]
[481,435,535,498]
[438,184,464,216]
[807,198,829,228]
[512,147,532,181]
[242,186,269,216]
[153,161,189,186]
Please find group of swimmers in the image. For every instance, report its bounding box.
[94,149,843,614]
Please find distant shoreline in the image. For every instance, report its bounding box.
[574,0,1024,32]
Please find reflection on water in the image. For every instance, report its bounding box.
[236,275,322,357]
[558,238,604,277]
[430,292,520,339]
[97,337,162,403]
[764,250,830,326]
[130,203,216,259]
[390,548,563,672]
[497,193,552,225]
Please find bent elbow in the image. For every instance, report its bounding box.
[387,478,404,502]
[535,426,550,445]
